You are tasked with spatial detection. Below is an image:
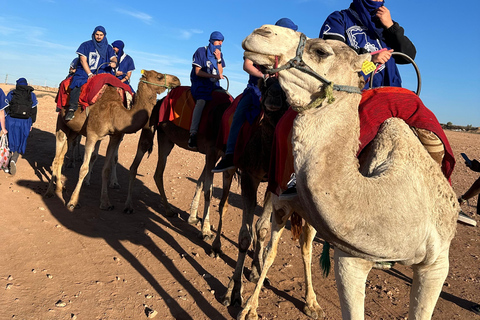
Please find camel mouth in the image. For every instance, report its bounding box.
[244,51,275,70]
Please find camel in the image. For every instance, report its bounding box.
[237,25,459,320]
[123,88,232,243]
[45,70,181,210]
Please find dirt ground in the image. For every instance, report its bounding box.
[0,83,479,320]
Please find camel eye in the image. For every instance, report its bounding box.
[315,49,329,58]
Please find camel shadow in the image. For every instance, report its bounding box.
[15,126,247,319]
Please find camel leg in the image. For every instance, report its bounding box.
[99,134,123,210]
[124,128,155,214]
[222,172,261,307]
[188,166,205,226]
[211,167,235,258]
[300,222,324,319]
[45,129,71,197]
[153,131,175,217]
[84,140,101,186]
[334,248,374,320]
[237,199,291,320]
[66,134,100,210]
[249,191,272,284]
[408,249,449,320]
[197,149,218,240]
[66,135,82,168]
[109,136,122,189]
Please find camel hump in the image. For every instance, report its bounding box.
[290,212,303,241]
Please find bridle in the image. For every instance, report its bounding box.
[140,74,175,93]
[265,33,362,95]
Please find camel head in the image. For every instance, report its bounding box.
[139,70,181,95]
[243,25,370,109]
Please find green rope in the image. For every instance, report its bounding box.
[320,242,331,277]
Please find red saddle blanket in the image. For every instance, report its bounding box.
[158,86,233,136]
[55,74,134,110]
[268,87,455,196]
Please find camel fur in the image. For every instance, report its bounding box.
[238,25,459,320]
[45,70,180,210]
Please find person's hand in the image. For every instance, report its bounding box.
[1,128,7,135]
[116,71,124,76]
[218,74,224,80]
[467,159,480,172]
[372,49,394,64]
[214,49,222,60]
[109,61,117,68]
[376,6,394,29]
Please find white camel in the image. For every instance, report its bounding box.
[238,25,459,320]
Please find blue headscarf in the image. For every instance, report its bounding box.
[352,0,385,40]
[207,31,224,72]
[275,18,298,31]
[16,78,28,86]
[92,26,109,60]
[112,40,125,62]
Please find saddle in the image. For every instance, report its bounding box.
[56,74,134,110]
[268,87,455,196]
[158,86,233,137]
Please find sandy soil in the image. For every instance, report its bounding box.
[0,83,479,320]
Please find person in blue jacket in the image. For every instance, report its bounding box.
[319,0,416,89]
[111,40,136,91]
[65,26,117,121]
[3,78,38,175]
[212,18,298,173]
[188,31,226,150]
[0,88,7,137]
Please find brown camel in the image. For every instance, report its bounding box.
[44,70,181,210]
[238,25,459,320]
[123,89,232,241]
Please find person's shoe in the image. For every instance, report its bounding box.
[9,160,16,176]
[188,134,197,150]
[65,109,75,121]
[212,154,235,173]
[471,304,480,315]
[3,166,9,174]
[458,210,477,226]
[279,173,297,200]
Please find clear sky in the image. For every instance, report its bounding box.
[1,0,479,126]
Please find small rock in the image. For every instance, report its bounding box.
[47,274,53,279]
[6,283,13,290]
[38,207,46,211]
[145,294,153,299]
[144,306,158,318]
[202,273,212,279]
[55,300,67,307]
[71,314,77,320]
[31,269,37,273]
[7,275,13,281]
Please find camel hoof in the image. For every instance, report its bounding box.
[67,202,80,211]
[199,232,214,241]
[303,304,325,319]
[209,250,222,258]
[100,204,114,211]
[109,182,121,189]
[123,207,134,214]
[238,307,258,320]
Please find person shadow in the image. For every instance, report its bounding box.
[16,126,250,319]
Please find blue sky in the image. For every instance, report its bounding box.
[1,0,479,126]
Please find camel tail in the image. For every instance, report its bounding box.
[320,242,331,277]
[290,212,303,241]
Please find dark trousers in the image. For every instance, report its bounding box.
[69,86,82,111]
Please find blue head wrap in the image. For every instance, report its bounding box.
[207,31,224,72]
[275,18,298,31]
[112,40,125,62]
[92,26,109,60]
[16,78,28,86]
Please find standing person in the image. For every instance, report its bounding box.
[111,40,135,87]
[212,18,298,172]
[188,31,226,150]
[319,0,416,88]
[0,88,7,136]
[3,78,38,175]
[65,26,117,121]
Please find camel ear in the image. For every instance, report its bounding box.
[353,53,371,72]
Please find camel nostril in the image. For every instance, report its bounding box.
[254,28,272,37]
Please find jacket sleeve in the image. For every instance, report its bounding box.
[383,21,417,64]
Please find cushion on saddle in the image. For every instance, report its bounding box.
[216,94,242,151]
[267,87,455,196]
[56,74,134,110]
[158,86,233,136]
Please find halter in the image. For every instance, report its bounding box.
[265,33,362,95]
[140,74,174,93]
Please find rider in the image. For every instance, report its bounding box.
[65,26,117,121]
[111,40,136,91]
[212,18,298,173]
[188,31,225,150]
[281,0,416,199]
